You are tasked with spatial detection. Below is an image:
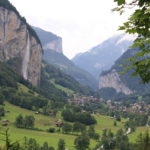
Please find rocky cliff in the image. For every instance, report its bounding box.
[43,38,62,53]
[33,27,63,54]
[99,48,150,97]
[0,3,43,86]
[99,69,133,95]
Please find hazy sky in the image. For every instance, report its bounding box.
[9,0,132,59]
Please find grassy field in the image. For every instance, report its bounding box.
[50,79,74,95]
[94,114,149,142]
[94,115,125,133]
[0,102,97,149]
[0,102,149,149]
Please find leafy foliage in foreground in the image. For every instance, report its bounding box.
[113,0,150,83]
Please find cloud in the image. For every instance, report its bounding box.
[9,0,132,58]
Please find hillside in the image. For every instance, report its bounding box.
[99,47,150,100]
[34,27,98,90]
[40,61,95,97]
[72,34,134,79]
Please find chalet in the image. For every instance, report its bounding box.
[55,121,63,127]
[35,111,40,115]
[2,119,9,123]
[1,120,9,126]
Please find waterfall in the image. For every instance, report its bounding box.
[22,32,30,80]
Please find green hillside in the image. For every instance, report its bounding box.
[41,62,95,97]
[0,102,148,149]
[43,50,98,90]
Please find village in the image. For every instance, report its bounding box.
[68,94,150,115]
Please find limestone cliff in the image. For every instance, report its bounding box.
[43,38,62,54]
[0,6,43,86]
[33,27,63,54]
[99,69,133,95]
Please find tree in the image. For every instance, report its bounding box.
[24,115,35,129]
[88,126,95,138]
[73,122,86,134]
[100,129,116,150]
[57,139,65,150]
[136,131,150,150]
[114,121,117,126]
[0,106,5,118]
[113,0,150,83]
[0,93,5,105]
[73,122,81,134]
[41,142,49,150]
[115,129,130,150]
[74,135,90,150]
[0,129,20,150]
[15,114,24,128]
[62,123,72,134]
[15,114,35,129]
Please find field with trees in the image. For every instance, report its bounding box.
[0,102,149,149]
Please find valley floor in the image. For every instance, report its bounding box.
[0,102,149,149]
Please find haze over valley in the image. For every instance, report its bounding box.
[0,0,149,150]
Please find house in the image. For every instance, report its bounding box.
[1,120,9,126]
[55,121,63,127]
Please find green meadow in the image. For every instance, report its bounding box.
[0,102,149,149]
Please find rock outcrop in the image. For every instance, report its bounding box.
[99,69,133,95]
[33,27,63,54]
[0,6,43,86]
[43,38,62,54]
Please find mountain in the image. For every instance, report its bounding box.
[40,61,95,98]
[34,27,98,90]
[0,0,43,86]
[33,27,63,54]
[99,47,150,99]
[0,0,95,98]
[72,34,134,79]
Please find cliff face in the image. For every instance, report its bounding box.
[43,38,62,54]
[99,69,133,95]
[33,27,63,54]
[99,47,150,97]
[0,7,43,86]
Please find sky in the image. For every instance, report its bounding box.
[9,0,132,59]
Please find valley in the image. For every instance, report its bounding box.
[0,0,149,150]
[1,102,149,149]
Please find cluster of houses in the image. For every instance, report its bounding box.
[108,100,150,115]
[124,102,150,114]
[68,94,100,105]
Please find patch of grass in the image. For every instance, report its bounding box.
[18,83,38,96]
[50,79,74,95]
[94,115,125,134]
[4,102,59,130]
